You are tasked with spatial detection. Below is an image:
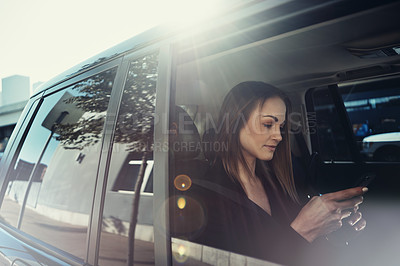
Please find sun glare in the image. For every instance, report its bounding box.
[161,0,226,25]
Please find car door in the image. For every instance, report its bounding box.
[0,59,121,265]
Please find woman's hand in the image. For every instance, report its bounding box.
[346,209,366,231]
[290,187,367,242]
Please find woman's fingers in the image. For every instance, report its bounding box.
[319,194,363,214]
[324,187,367,201]
[292,188,368,242]
[348,211,362,226]
[354,218,366,231]
[335,196,363,211]
[341,210,352,220]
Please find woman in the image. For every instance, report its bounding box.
[184,81,366,265]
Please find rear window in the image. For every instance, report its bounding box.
[307,77,400,162]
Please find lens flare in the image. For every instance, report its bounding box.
[170,195,207,236]
[177,197,186,209]
[178,244,186,256]
[173,244,189,263]
[174,174,192,191]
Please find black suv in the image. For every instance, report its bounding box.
[0,1,399,265]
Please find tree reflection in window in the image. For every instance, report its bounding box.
[1,67,117,259]
[99,52,159,266]
[54,68,117,150]
[114,53,158,153]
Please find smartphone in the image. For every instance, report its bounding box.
[354,173,376,188]
[316,173,376,197]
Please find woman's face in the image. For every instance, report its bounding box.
[239,96,286,164]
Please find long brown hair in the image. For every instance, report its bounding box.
[214,81,299,203]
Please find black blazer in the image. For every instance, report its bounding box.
[171,160,334,265]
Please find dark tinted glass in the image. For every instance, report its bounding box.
[99,52,158,266]
[309,79,400,162]
[339,78,400,162]
[309,87,352,161]
[1,67,117,259]
[0,125,15,154]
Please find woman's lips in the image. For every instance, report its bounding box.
[264,145,276,151]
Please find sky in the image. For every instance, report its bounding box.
[0,0,224,94]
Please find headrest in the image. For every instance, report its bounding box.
[170,106,201,160]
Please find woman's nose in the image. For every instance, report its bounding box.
[272,125,282,142]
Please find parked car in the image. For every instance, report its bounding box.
[0,0,399,265]
[361,132,400,161]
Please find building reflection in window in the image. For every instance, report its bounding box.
[1,67,117,260]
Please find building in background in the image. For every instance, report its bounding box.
[0,75,31,159]
[1,75,30,106]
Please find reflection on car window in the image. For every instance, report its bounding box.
[99,52,158,266]
[309,78,400,162]
[0,125,14,156]
[0,67,117,259]
[111,154,154,193]
[339,79,400,162]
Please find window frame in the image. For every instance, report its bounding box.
[0,96,43,199]
[88,44,172,266]
[0,58,122,266]
[305,85,362,164]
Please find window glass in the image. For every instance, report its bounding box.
[339,78,400,162]
[309,78,400,162]
[308,87,353,161]
[0,125,15,157]
[98,52,158,266]
[168,39,301,265]
[1,67,117,259]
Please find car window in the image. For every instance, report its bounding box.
[340,78,400,162]
[306,87,353,161]
[0,125,14,156]
[168,32,301,265]
[98,52,158,266]
[0,67,117,260]
[307,77,400,162]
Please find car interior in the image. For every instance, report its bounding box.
[169,1,400,264]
